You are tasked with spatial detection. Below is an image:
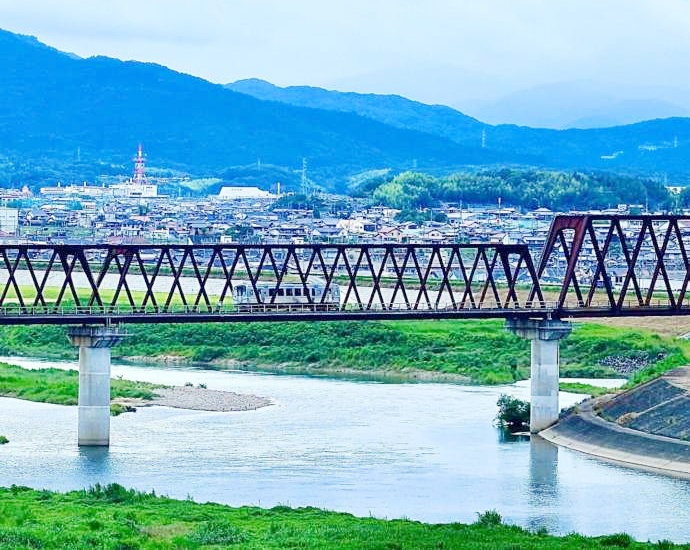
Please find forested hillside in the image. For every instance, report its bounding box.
[229,79,690,180]
[359,169,674,211]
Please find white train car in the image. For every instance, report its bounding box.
[232,280,340,311]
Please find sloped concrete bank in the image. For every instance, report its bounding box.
[541,367,690,477]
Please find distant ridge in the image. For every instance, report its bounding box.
[228,78,690,179]
[227,78,485,143]
[1,27,690,191]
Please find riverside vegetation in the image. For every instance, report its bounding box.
[0,363,160,415]
[0,320,685,385]
[0,320,683,413]
[0,484,683,549]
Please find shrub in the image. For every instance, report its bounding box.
[186,521,248,545]
[475,510,502,527]
[599,533,634,547]
[110,404,136,416]
[495,394,530,431]
[0,435,8,444]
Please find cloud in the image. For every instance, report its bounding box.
[0,0,688,102]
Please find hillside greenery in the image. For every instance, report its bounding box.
[0,484,682,549]
[362,169,673,211]
[0,320,685,385]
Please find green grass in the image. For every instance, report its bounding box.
[0,320,686,385]
[0,285,232,311]
[0,362,161,410]
[559,382,616,397]
[0,484,683,549]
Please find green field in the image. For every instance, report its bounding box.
[0,285,230,311]
[0,484,682,549]
[0,319,685,385]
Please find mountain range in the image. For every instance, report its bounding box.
[461,81,690,129]
[1,28,690,192]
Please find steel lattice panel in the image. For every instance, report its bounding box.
[0,243,544,324]
[535,215,690,317]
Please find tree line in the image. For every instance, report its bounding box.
[357,168,674,212]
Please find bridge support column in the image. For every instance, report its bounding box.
[67,326,125,446]
[506,319,572,433]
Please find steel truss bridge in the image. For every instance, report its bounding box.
[0,215,689,324]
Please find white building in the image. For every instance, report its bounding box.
[218,186,275,200]
[0,207,19,234]
[111,182,158,198]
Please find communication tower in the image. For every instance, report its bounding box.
[132,144,149,185]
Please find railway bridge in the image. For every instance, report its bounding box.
[2,214,689,445]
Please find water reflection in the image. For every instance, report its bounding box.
[528,436,560,533]
[497,428,529,443]
[77,446,113,478]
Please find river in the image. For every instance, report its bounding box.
[0,357,689,543]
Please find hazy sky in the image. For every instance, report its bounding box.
[2,0,690,107]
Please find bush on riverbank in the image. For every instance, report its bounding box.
[0,484,679,549]
[495,394,530,431]
[0,320,686,385]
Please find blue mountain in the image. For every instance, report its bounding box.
[2,27,690,192]
[0,29,509,190]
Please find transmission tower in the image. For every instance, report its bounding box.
[132,144,149,185]
[301,157,308,196]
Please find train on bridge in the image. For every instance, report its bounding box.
[232,280,341,311]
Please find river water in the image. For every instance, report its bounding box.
[0,357,689,543]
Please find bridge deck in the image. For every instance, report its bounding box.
[0,302,685,324]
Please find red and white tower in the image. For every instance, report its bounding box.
[132,144,149,185]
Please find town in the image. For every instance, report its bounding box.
[0,146,650,250]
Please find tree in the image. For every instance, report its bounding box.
[495,394,530,431]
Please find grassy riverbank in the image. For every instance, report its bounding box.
[0,362,160,414]
[0,484,681,549]
[0,320,686,384]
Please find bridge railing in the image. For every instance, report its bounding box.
[0,299,680,319]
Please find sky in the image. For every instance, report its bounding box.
[2,0,690,116]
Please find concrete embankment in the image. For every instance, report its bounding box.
[541,367,690,477]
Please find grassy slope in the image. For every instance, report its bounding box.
[0,320,686,384]
[0,363,159,406]
[0,484,681,550]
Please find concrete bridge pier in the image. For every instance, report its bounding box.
[507,319,572,433]
[67,326,125,446]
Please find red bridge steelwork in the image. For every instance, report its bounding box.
[0,215,688,325]
[0,243,544,324]
[533,215,690,317]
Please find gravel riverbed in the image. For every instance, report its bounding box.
[115,386,272,412]
[152,386,272,411]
